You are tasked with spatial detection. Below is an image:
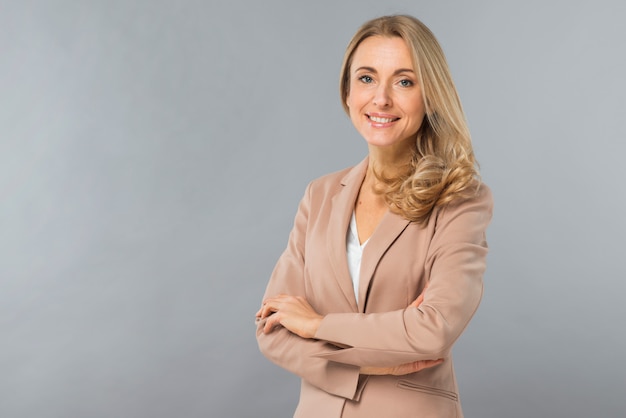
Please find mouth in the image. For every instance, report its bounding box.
[367,114,400,124]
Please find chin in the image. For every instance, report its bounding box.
[365,137,412,148]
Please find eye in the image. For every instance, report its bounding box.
[358,75,374,84]
[399,79,414,87]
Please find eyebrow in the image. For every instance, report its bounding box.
[354,66,415,75]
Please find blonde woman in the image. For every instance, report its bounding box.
[256,14,493,418]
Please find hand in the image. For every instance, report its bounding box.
[358,282,441,376]
[408,281,429,309]
[256,294,323,339]
[360,358,444,376]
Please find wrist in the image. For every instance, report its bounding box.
[310,315,323,338]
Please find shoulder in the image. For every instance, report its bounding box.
[469,181,493,211]
[472,181,493,212]
[308,166,352,191]
[448,181,493,212]
[430,181,493,231]
[306,158,367,196]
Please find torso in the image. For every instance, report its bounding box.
[354,180,388,245]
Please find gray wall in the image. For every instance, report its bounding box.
[1,1,625,417]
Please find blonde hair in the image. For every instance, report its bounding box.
[340,15,480,224]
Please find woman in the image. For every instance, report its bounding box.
[256,14,493,418]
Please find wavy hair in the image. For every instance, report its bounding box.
[340,15,480,224]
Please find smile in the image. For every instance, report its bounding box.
[367,115,399,123]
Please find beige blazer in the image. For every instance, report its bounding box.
[256,158,493,418]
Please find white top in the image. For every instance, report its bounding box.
[346,211,368,303]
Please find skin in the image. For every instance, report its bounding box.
[257,36,442,376]
[348,36,426,245]
[346,36,426,167]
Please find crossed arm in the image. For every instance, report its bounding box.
[256,284,443,376]
[256,181,492,395]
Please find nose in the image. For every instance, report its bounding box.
[372,83,392,107]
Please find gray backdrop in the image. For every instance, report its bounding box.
[2,1,625,417]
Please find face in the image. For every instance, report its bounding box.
[346,36,426,151]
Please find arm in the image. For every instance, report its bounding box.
[255,183,361,400]
[258,288,444,375]
[312,185,493,367]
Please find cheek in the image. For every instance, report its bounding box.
[347,91,366,111]
[408,99,426,120]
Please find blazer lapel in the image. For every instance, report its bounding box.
[357,208,411,312]
[326,158,368,313]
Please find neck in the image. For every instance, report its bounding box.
[366,141,415,179]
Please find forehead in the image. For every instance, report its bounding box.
[351,36,414,70]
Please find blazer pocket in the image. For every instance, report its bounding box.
[396,380,459,402]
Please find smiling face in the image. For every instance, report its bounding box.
[346,36,426,153]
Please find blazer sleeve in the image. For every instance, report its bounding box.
[312,185,493,367]
[256,183,362,400]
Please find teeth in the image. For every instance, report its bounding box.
[370,116,395,123]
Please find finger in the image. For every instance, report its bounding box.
[409,281,430,308]
[259,295,288,316]
[396,359,444,375]
[360,366,390,375]
[263,313,280,334]
[409,295,423,308]
[417,358,444,370]
[260,301,279,319]
[409,293,424,308]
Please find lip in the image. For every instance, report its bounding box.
[366,112,400,127]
